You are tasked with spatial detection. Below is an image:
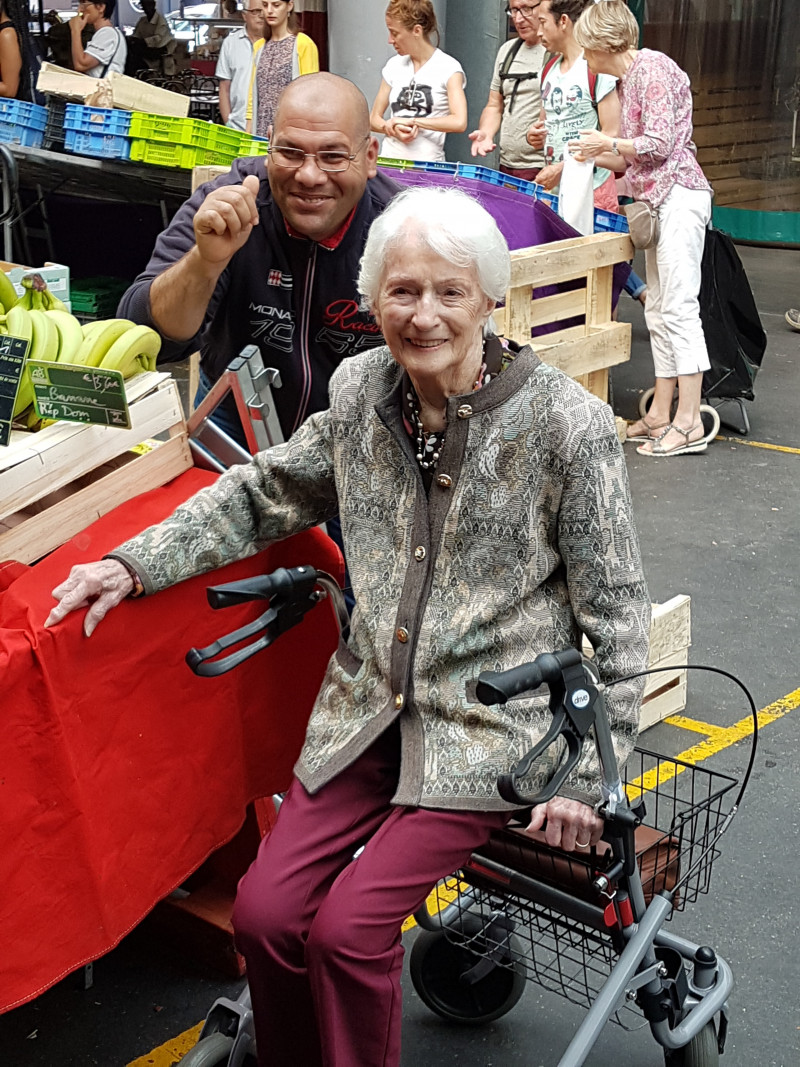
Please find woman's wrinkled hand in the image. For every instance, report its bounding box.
[45,559,135,637]
[570,130,609,159]
[524,796,604,852]
[193,174,261,266]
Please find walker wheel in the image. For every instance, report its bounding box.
[664,1021,719,1067]
[179,1032,234,1066]
[409,915,526,1025]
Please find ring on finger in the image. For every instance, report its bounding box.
[576,838,591,849]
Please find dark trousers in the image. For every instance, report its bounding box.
[232,723,511,1066]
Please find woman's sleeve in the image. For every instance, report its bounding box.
[297,33,319,76]
[629,56,679,163]
[246,39,263,123]
[557,401,651,802]
[109,409,339,595]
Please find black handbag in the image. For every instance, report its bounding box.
[699,227,766,401]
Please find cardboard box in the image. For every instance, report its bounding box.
[37,63,189,118]
[0,260,70,301]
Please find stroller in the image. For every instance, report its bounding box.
[180,565,754,1067]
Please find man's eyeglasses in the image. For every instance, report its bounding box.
[267,137,369,173]
[505,3,540,19]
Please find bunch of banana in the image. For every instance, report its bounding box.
[74,317,136,367]
[0,269,18,314]
[3,305,35,418]
[97,324,161,377]
[17,273,69,313]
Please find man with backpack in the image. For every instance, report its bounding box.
[468,2,546,181]
[526,0,622,210]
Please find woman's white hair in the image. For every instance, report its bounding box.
[357,186,511,309]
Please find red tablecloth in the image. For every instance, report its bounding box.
[0,470,342,1012]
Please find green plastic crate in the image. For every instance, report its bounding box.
[129,138,236,170]
[128,112,245,153]
[70,276,130,316]
[238,136,270,158]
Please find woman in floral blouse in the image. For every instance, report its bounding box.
[571,0,713,458]
[246,0,319,138]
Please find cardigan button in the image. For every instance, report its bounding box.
[457,403,473,419]
[394,693,405,709]
[414,546,426,561]
[435,473,453,489]
[396,627,409,643]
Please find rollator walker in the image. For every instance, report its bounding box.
[180,565,752,1067]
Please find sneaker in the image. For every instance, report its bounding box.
[786,308,800,331]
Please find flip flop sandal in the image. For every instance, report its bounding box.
[637,422,708,457]
[626,415,669,443]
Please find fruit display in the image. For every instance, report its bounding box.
[1,281,162,425]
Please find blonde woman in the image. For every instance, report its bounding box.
[572,0,714,457]
[369,0,466,162]
[246,0,318,137]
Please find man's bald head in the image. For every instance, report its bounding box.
[274,73,371,143]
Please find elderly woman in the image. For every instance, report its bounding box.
[571,0,714,457]
[46,187,650,1067]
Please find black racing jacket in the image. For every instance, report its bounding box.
[119,157,401,439]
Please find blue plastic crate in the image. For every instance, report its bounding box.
[65,129,131,161]
[0,98,47,129]
[64,104,132,136]
[0,120,44,147]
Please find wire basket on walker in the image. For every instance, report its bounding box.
[180,567,754,1067]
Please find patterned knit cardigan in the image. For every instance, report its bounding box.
[112,344,651,811]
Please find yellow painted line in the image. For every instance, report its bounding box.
[130,687,800,1065]
[716,434,800,456]
[627,685,800,800]
[127,1022,203,1066]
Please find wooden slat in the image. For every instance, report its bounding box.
[0,379,185,519]
[693,119,792,150]
[693,102,774,127]
[508,232,634,289]
[528,287,587,328]
[640,675,688,732]
[697,140,784,166]
[585,265,613,327]
[649,594,692,663]
[702,163,742,181]
[0,433,193,564]
[575,369,608,403]
[533,322,630,379]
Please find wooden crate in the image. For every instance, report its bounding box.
[0,372,192,564]
[496,231,634,402]
[583,594,691,732]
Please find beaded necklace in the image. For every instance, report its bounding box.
[406,361,490,471]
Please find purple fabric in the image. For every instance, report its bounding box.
[380,168,630,336]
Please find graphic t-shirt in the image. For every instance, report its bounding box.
[84,25,127,78]
[379,48,465,162]
[541,55,616,191]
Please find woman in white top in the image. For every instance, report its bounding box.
[69,0,127,78]
[369,0,466,163]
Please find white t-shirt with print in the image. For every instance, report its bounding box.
[379,48,465,162]
[85,25,127,78]
[541,55,616,190]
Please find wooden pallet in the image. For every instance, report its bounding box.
[0,372,192,563]
[496,231,633,403]
[583,594,691,732]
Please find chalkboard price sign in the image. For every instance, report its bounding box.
[0,335,31,447]
[29,361,132,429]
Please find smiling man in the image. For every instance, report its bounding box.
[118,74,401,443]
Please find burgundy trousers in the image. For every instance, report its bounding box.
[232,722,511,1067]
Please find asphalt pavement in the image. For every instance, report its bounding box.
[2,243,799,1067]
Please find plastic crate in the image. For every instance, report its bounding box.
[129,112,242,153]
[64,104,132,136]
[65,129,131,161]
[0,99,47,129]
[238,135,269,157]
[0,120,44,148]
[43,96,67,152]
[70,276,130,316]
[129,138,234,170]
